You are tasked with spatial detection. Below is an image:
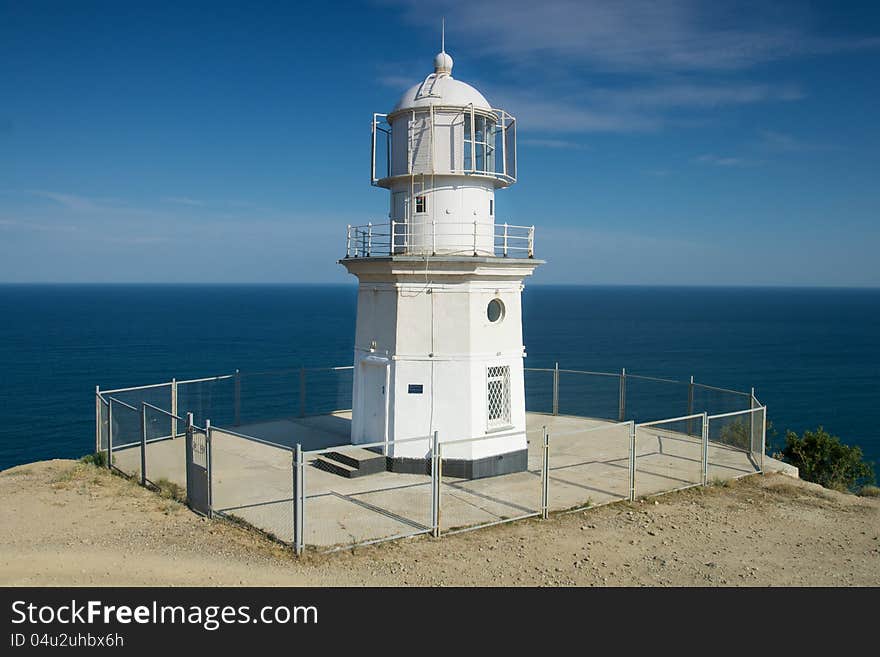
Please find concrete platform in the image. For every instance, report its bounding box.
[112,412,763,550]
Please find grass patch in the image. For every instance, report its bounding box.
[153,478,185,502]
[51,464,84,485]
[859,485,880,498]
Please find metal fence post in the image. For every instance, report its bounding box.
[436,443,443,537]
[140,403,147,486]
[628,421,636,501]
[171,378,178,439]
[552,362,559,416]
[701,411,709,486]
[293,443,304,556]
[107,400,113,469]
[95,386,101,454]
[761,406,767,474]
[687,375,695,436]
[541,427,550,519]
[431,431,440,537]
[233,369,241,426]
[299,367,306,418]
[206,419,213,519]
[618,368,627,422]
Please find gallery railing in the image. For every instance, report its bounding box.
[344,220,535,258]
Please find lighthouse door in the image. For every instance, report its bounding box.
[359,360,387,444]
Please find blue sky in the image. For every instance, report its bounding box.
[1,0,879,285]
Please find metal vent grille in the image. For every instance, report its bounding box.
[487,366,511,429]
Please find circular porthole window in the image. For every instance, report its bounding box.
[487,298,505,323]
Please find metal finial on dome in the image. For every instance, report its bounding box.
[434,51,453,75]
[434,19,453,75]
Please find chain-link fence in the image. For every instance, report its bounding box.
[107,396,142,480]
[104,400,194,492]
[438,429,542,535]
[302,437,433,551]
[556,370,621,420]
[142,404,187,488]
[211,426,294,543]
[706,406,765,482]
[524,368,554,414]
[95,363,767,555]
[634,414,706,497]
[96,366,356,456]
[546,421,633,512]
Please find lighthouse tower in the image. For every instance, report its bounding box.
[340,45,542,478]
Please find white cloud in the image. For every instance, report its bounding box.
[593,82,804,109]
[163,196,208,207]
[520,138,589,150]
[694,154,752,167]
[386,0,880,73]
[756,130,827,153]
[27,190,100,212]
[377,0,873,136]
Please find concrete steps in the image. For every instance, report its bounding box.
[313,448,386,479]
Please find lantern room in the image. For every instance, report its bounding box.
[368,50,518,257]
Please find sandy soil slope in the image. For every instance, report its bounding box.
[1,459,878,586]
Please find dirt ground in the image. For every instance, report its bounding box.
[1,459,878,586]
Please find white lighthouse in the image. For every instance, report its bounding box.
[341,44,542,478]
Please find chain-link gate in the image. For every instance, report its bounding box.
[185,415,211,517]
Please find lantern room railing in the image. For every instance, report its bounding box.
[371,106,517,187]
[345,220,535,258]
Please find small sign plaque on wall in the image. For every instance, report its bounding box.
[407,384,424,394]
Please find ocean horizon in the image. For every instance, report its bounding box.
[0,283,877,471]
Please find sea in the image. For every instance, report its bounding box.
[0,284,878,471]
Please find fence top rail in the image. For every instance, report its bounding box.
[240,364,355,378]
[176,373,236,385]
[556,368,621,378]
[626,373,685,385]
[142,401,185,422]
[102,381,173,395]
[707,406,765,421]
[547,421,633,440]
[107,396,139,412]
[300,365,354,373]
[637,412,705,428]
[693,382,752,397]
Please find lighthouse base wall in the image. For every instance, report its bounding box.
[386,447,528,479]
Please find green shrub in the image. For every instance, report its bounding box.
[80,452,107,468]
[781,427,875,492]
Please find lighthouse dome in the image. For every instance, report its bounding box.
[390,51,492,114]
